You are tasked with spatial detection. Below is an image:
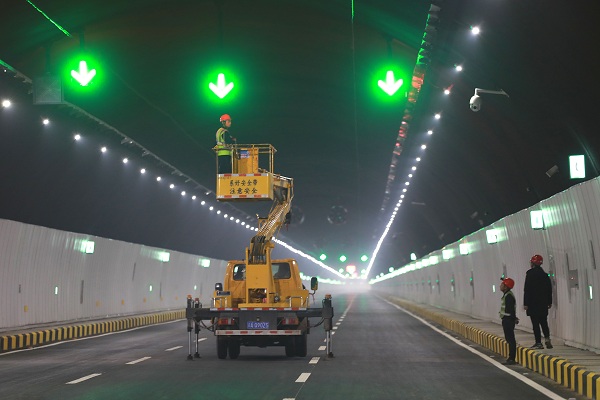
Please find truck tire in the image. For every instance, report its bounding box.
[228,340,240,359]
[217,337,228,359]
[285,338,296,357]
[295,333,307,357]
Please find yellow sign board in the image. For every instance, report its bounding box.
[216,174,273,200]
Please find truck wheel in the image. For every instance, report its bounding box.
[295,333,307,357]
[285,338,296,357]
[228,340,240,359]
[217,337,228,359]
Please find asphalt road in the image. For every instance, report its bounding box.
[0,293,582,400]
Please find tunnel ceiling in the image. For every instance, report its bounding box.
[1,0,599,278]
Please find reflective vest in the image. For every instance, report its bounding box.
[215,128,231,156]
[499,290,515,319]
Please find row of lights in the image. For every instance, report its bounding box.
[367,11,485,278]
[2,94,347,280]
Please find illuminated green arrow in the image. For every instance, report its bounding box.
[378,70,403,96]
[70,60,96,86]
[209,73,234,98]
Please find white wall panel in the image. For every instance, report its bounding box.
[0,219,227,329]
[376,177,600,352]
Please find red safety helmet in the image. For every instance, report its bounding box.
[219,114,231,122]
[530,254,543,265]
[501,278,515,289]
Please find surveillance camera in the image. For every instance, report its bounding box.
[470,95,481,112]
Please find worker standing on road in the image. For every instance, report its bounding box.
[215,114,236,174]
[523,254,553,349]
[499,277,519,365]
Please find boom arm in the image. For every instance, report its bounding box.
[247,176,293,264]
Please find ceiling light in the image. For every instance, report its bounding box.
[169,184,175,189]
[201,201,206,205]
[42,118,49,125]
[444,88,450,95]
[412,166,417,170]
[470,26,480,35]
[421,144,427,149]
[455,65,463,72]
[408,174,413,178]
[224,214,228,218]
[122,158,128,164]
[156,176,161,181]
[74,134,81,141]
[101,147,107,153]
[217,210,221,215]
[1,99,11,108]
[434,113,441,119]
[427,130,433,135]
[416,157,421,162]
[192,195,196,200]
[181,191,186,196]
[140,168,146,174]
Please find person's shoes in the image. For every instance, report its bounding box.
[504,359,517,365]
[530,342,544,349]
[545,339,553,349]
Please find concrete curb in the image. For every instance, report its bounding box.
[388,297,599,400]
[1,310,185,353]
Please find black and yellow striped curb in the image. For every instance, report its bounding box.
[388,297,600,400]
[1,310,185,353]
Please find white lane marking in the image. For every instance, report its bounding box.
[283,398,295,400]
[0,319,189,356]
[318,346,326,351]
[381,298,565,400]
[331,331,336,335]
[165,346,183,351]
[295,373,311,383]
[309,357,320,364]
[197,338,207,342]
[332,326,338,330]
[66,373,102,384]
[126,356,151,365]
[335,322,341,325]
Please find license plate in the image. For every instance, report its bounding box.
[247,321,269,329]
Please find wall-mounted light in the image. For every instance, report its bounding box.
[459,243,470,255]
[530,210,545,230]
[486,229,499,244]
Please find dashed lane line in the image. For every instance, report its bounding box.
[66,373,102,384]
[126,356,151,365]
[309,357,320,364]
[165,346,183,351]
[295,373,311,383]
[318,345,326,351]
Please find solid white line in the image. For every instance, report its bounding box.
[126,356,151,365]
[309,357,320,364]
[318,345,326,351]
[66,373,102,384]
[165,346,183,351]
[381,298,564,400]
[295,373,311,383]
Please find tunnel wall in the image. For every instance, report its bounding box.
[0,218,337,330]
[0,218,228,329]
[376,176,600,353]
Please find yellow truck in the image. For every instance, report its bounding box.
[186,144,333,359]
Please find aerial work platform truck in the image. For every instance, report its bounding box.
[186,143,334,359]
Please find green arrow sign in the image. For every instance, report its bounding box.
[209,73,234,98]
[71,60,96,86]
[378,70,403,96]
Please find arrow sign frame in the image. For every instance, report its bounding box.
[209,73,234,99]
[378,70,403,96]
